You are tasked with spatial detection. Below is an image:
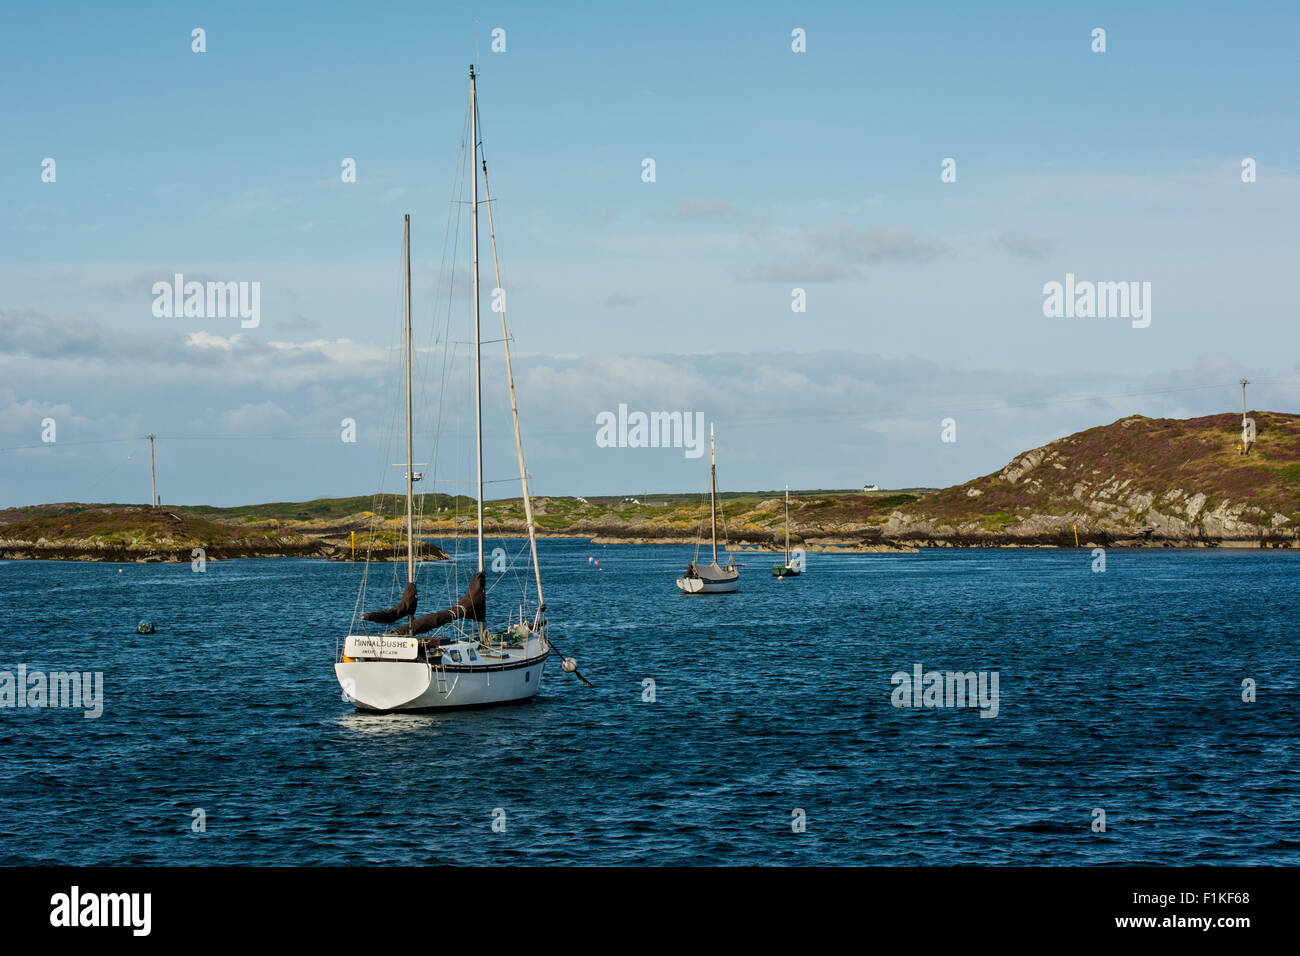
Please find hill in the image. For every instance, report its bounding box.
[881,412,1299,546]
[0,507,447,562]
[1,412,1295,556]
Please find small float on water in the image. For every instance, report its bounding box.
[136,620,156,634]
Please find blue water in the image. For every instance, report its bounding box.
[1,542,1297,865]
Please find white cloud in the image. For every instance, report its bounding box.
[187,331,241,350]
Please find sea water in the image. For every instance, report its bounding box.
[0,543,1297,865]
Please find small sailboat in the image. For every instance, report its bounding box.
[677,424,740,594]
[335,66,569,712]
[771,485,801,578]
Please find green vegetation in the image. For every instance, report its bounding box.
[895,411,1300,535]
[0,508,312,551]
[983,511,1017,530]
[3,412,1295,551]
[182,493,476,521]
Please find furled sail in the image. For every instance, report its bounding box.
[361,581,417,625]
[391,571,485,635]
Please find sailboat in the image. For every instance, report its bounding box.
[335,66,567,712]
[676,424,740,594]
[771,485,801,578]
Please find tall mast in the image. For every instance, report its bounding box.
[710,423,718,565]
[403,214,414,586]
[471,65,485,574]
[147,433,157,507]
[784,485,790,564]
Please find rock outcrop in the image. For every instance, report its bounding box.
[881,412,1299,546]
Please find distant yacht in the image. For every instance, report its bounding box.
[677,424,740,594]
[771,485,801,578]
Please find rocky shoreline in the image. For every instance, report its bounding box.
[407,526,1299,551]
[2,527,1294,562]
[0,534,448,563]
[0,540,356,562]
[4,409,1297,560]
[3,521,1296,563]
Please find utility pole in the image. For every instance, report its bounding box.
[148,434,158,507]
[1239,379,1251,455]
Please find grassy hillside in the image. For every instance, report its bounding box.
[886,412,1300,541]
[0,507,326,560]
[2,412,1295,552]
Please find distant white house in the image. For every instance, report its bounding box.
[575,496,588,504]
[620,497,641,505]
[862,483,880,492]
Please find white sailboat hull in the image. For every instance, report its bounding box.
[336,651,547,711]
[676,564,740,594]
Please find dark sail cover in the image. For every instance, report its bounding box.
[361,581,417,625]
[391,572,486,636]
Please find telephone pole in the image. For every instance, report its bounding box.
[148,434,157,507]
[1239,380,1252,455]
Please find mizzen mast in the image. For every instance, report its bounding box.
[403,213,415,586]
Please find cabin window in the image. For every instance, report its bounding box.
[468,648,478,661]
[447,650,462,663]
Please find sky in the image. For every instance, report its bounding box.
[1,1,1298,507]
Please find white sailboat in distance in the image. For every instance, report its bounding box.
[335,66,586,711]
[676,424,740,594]
[771,485,801,578]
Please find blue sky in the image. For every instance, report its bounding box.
[2,1,1298,507]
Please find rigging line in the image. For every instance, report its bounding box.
[363,233,407,581]
[422,97,474,597]
[0,436,146,452]
[418,95,472,479]
[151,435,388,442]
[478,106,545,608]
[434,191,471,596]
[78,446,141,502]
[358,225,412,610]
[421,476,531,486]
